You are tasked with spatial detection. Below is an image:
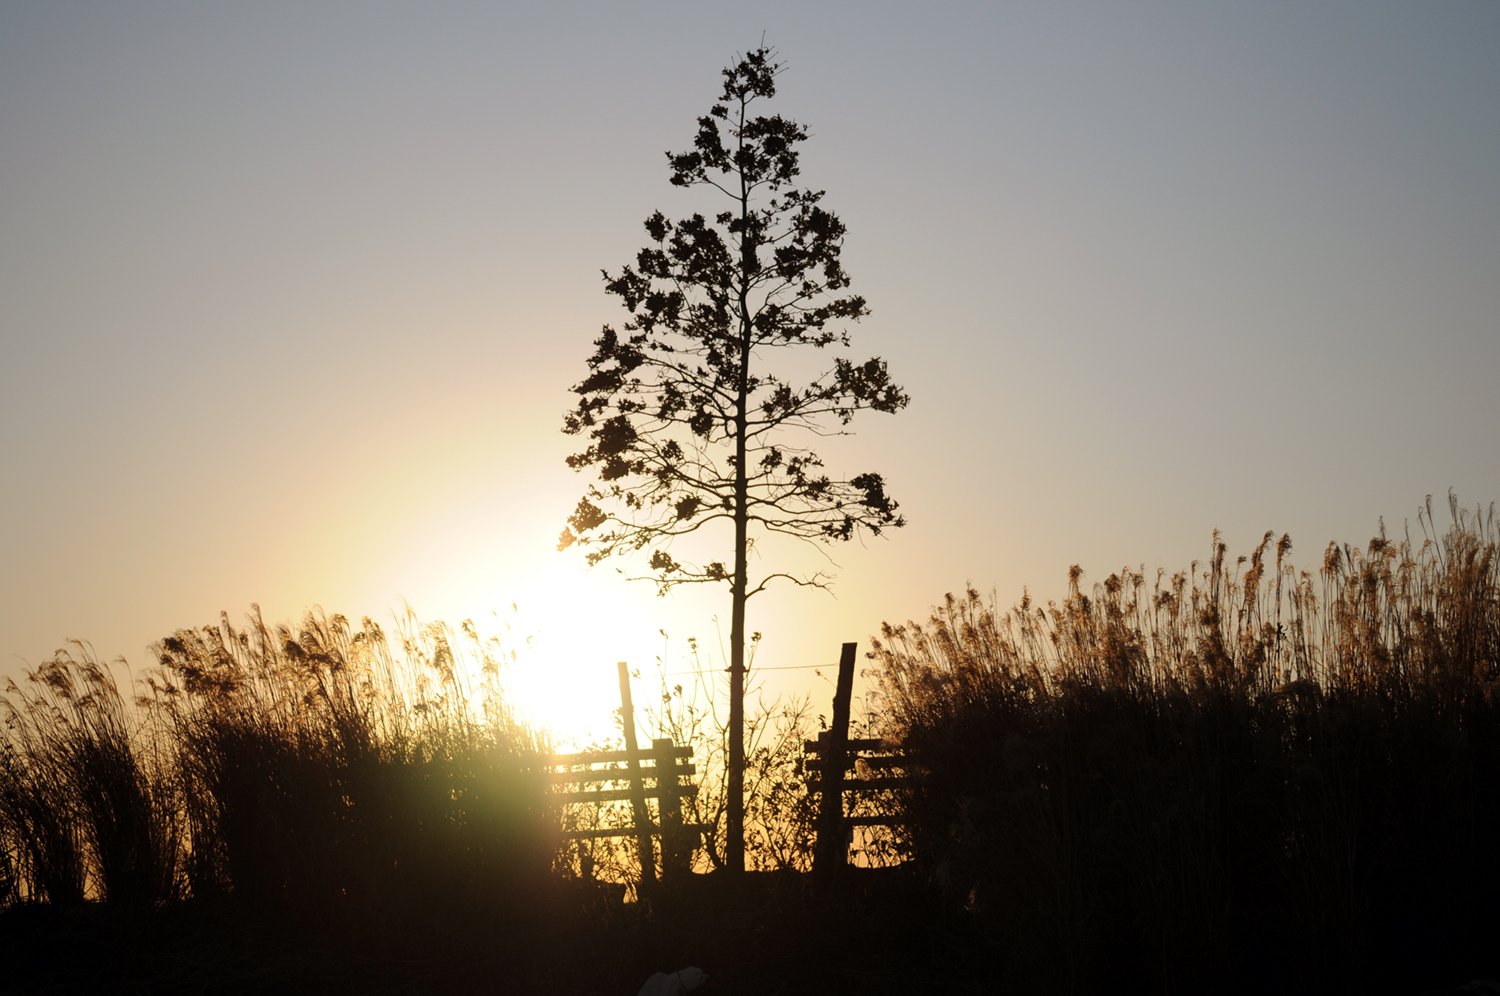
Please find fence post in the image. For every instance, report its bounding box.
[617,661,656,899]
[653,738,691,878]
[814,642,858,879]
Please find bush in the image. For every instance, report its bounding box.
[874,495,1500,992]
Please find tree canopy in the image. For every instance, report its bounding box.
[561,47,907,592]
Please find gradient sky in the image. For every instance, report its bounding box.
[4,2,1498,740]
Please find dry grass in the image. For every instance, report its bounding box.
[1,646,179,908]
[4,495,1495,992]
[145,608,557,919]
[881,493,1497,711]
[1,609,559,925]
[874,494,1499,993]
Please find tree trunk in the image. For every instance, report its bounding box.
[725,95,753,875]
[727,483,746,874]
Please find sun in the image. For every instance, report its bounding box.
[496,559,676,749]
[399,525,718,750]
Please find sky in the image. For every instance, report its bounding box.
[3,2,1498,742]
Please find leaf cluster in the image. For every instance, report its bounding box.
[562,47,908,595]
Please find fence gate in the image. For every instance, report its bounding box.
[804,643,913,876]
[546,662,705,897]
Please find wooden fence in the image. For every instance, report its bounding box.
[803,642,915,876]
[545,661,706,898]
[547,648,914,890]
[804,733,912,831]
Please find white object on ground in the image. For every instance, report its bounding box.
[636,966,709,996]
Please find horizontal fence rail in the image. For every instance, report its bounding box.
[545,662,709,897]
[547,743,697,806]
[804,733,916,821]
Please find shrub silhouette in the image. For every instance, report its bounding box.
[874,495,1500,993]
[1,609,558,930]
[147,609,556,921]
[1,496,1495,993]
[1,647,178,908]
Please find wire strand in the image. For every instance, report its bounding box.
[657,662,840,676]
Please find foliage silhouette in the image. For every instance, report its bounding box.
[147,609,556,917]
[874,495,1500,992]
[0,496,1496,992]
[561,45,908,872]
[1,647,178,909]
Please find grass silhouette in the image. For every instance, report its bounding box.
[874,493,1499,992]
[1,494,1496,993]
[2,647,177,909]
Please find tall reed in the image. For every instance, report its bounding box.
[874,495,1499,992]
[143,607,555,917]
[0,645,180,907]
[0,607,559,925]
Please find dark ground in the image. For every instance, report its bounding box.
[6,869,1494,994]
[0,868,988,995]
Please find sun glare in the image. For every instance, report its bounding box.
[399,516,734,750]
[496,560,674,749]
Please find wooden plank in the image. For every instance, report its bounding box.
[563,822,713,842]
[845,814,908,828]
[545,763,695,785]
[547,745,693,767]
[554,783,700,805]
[804,737,887,754]
[804,755,906,772]
[820,776,913,792]
[563,825,653,841]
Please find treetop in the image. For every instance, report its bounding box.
[561,43,908,596]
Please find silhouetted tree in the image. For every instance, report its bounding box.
[561,46,908,872]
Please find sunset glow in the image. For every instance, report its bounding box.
[2,6,1498,991]
[5,4,1497,704]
